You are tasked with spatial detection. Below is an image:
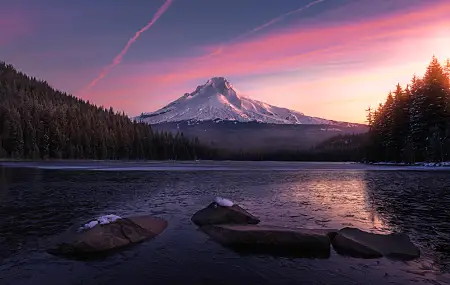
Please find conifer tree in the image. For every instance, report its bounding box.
[381,92,395,160]
[367,56,450,162]
[444,59,450,79]
[422,56,449,161]
[0,62,217,161]
[391,83,409,161]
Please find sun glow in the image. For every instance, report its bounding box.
[429,33,450,60]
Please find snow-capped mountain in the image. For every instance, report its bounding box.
[137,77,354,126]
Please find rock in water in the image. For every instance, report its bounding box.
[201,224,335,258]
[332,227,420,260]
[127,215,168,235]
[191,202,260,226]
[49,215,168,257]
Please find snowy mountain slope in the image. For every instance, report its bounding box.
[137,77,355,126]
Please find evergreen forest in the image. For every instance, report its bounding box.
[0,62,218,160]
[1,56,449,162]
[366,56,450,163]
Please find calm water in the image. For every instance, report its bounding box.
[1,162,450,285]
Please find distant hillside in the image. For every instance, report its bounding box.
[315,133,368,151]
[151,120,368,151]
[217,133,368,162]
[0,62,216,160]
[312,133,368,161]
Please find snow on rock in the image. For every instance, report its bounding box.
[215,196,234,207]
[137,77,356,126]
[79,220,99,231]
[78,214,122,232]
[97,214,122,224]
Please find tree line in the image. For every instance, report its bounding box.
[366,56,450,163]
[0,62,220,160]
[5,56,447,163]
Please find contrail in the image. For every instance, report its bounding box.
[82,0,173,93]
[203,0,327,58]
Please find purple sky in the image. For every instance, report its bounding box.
[1,0,449,123]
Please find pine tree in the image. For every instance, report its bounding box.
[366,56,450,163]
[444,59,450,79]
[445,58,450,159]
[402,86,414,162]
[409,75,427,161]
[421,56,449,161]
[366,107,373,127]
[0,62,218,161]
[381,92,395,161]
[391,83,408,161]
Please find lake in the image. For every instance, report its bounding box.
[1,161,450,285]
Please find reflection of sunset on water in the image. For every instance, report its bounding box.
[1,166,450,284]
[279,171,390,233]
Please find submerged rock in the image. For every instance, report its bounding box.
[201,224,336,258]
[332,227,420,260]
[191,201,260,226]
[48,215,168,257]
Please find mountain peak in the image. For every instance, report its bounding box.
[208,76,228,83]
[205,77,233,92]
[137,78,353,126]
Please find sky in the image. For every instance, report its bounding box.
[1,0,450,123]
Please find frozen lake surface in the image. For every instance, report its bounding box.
[0,161,450,285]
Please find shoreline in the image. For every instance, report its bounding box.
[1,160,450,172]
[1,158,449,166]
[367,162,450,167]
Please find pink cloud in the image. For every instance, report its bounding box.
[116,1,450,83]
[82,1,450,122]
[202,0,328,58]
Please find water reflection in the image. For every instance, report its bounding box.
[0,167,11,200]
[1,167,450,285]
[363,171,450,273]
[278,171,389,232]
[277,170,450,275]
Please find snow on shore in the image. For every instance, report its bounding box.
[420,162,450,167]
[371,162,450,167]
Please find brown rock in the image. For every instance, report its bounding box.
[127,215,168,236]
[201,224,335,258]
[49,215,168,257]
[331,227,420,260]
[191,202,260,226]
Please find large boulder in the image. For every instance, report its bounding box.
[201,224,336,258]
[331,227,420,260]
[192,197,260,226]
[48,215,168,257]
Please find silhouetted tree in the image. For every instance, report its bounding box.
[366,56,450,162]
